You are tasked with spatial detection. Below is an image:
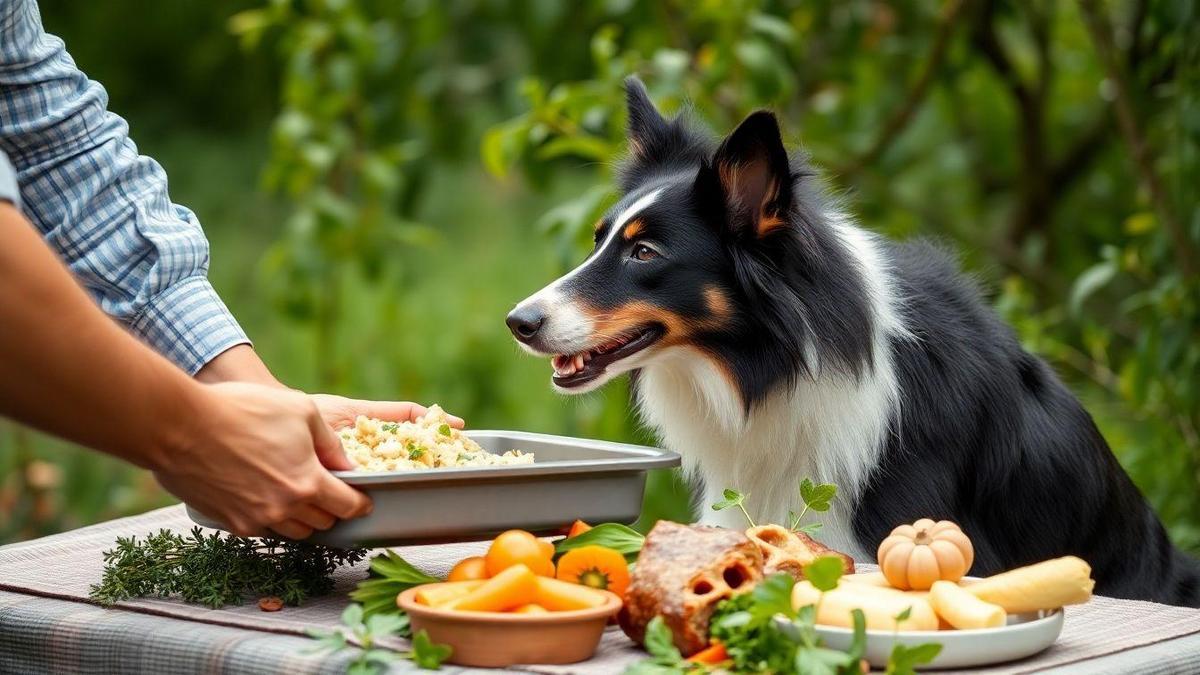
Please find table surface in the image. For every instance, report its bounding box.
[1,506,1198,674]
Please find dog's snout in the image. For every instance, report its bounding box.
[506,305,545,342]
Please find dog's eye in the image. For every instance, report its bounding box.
[631,244,660,261]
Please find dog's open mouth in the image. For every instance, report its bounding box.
[550,325,664,388]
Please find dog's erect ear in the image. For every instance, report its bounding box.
[709,111,792,238]
[625,76,670,161]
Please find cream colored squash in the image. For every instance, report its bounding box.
[877,518,974,590]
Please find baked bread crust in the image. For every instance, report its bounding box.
[745,524,856,580]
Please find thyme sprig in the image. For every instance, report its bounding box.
[89,527,367,608]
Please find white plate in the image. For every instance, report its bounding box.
[793,609,1064,670]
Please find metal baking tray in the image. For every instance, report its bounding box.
[186,430,680,548]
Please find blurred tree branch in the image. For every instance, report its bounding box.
[1078,0,1196,278]
[836,0,966,177]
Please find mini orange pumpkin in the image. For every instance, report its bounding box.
[877,518,974,590]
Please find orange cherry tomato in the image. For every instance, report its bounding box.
[447,555,489,582]
[485,530,555,577]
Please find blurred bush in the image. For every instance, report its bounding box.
[2,0,1196,552]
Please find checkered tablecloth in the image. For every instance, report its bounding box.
[1,505,1199,674]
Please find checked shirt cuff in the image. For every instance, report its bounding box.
[128,276,251,376]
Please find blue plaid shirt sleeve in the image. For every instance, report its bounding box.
[0,0,249,375]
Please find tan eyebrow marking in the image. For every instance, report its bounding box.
[622,219,645,240]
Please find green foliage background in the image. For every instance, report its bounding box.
[2,0,1197,555]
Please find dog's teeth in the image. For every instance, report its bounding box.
[574,354,585,371]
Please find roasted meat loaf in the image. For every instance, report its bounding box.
[618,521,765,655]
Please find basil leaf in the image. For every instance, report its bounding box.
[555,522,644,563]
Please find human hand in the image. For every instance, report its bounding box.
[153,382,373,540]
[308,394,466,470]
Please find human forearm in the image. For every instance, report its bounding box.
[195,344,283,387]
[0,203,202,470]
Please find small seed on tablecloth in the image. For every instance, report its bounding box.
[258,596,284,612]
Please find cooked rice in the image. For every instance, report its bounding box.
[339,404,532,472]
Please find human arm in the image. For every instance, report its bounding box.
[0,0,248,376]
[0,199,371,540]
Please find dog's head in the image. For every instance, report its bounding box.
[507,77,873,407]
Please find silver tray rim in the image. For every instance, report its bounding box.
[331,429,680,486]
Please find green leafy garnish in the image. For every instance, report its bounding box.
[624,616,701,674]
[349,550,441,621]
[795,522,823,536]
[408,446,425,460]
[711,488,756,528]
[437,423,452,437]
[88,527,366,608]
[894,606,913,623]
[886,643,943,675]
[308,603,452,672]
[555,522,645,563]
[410,630,454,669]
[381,422,399,433]
[789,479,837,531]
[803,556,846,593]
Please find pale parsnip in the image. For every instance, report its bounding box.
[929,580,1006,629]
[965,556,1094,613]
[792,580,939,631]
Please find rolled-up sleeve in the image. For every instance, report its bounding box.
[0,149,18,209]
[0,0,248,374]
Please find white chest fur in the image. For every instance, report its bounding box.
[633,219,909,565]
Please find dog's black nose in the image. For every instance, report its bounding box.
[506,306,545,342]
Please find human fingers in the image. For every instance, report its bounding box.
[313,470,373,520]
[270,519,314,541]
[290,503,338,531]
[308,400,356,471]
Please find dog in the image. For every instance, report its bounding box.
[506,77,1200,607]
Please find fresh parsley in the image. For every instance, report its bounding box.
[622,616,697,674]
[886,643,943,675]
[308,603,452,673]
[381,422,399,433]
[437,423,452,437]
[788,479,837,532]
[88,527,366,608]
[711,488,756,528]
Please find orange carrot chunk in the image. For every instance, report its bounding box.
[445,563,538,612]
[566,520,593,538]
[511,603,550,614]
[413,581,484,607]
[534,576,610,611]
[686,642,728,664]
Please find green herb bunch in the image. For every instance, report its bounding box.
[89,527,366,608]
[309,603,452,673]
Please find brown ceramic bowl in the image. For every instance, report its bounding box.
[397,584,622,668]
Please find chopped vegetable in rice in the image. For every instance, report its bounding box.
[339,404,532,471]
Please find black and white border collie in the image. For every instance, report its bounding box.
[506,77,1200,607]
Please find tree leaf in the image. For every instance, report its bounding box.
[1069,260,1118,317]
